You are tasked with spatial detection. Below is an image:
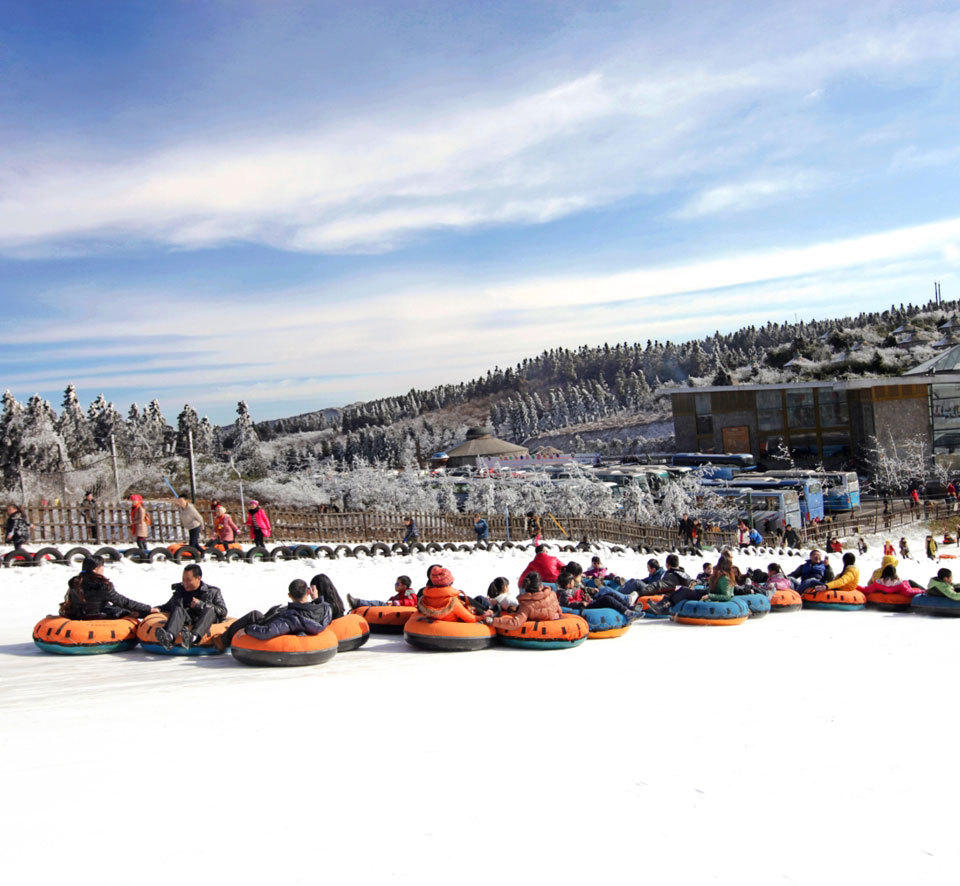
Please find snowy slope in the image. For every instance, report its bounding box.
[1,530,958,885]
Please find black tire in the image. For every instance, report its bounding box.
[316,545,337,559]
[457,544,473,552]
[63,546,92,564]
[33,546,64,564]
[370,542,391,557]
[353,545,371,558]
[293,545,317,560]
[442,543,458,552]
[94,546,122,562]
[334,544,354,558]
[173,545,203,563]
[425,542,443,553]
[205,547,225,562]
[122,548,147,563]
[390,543,407,554]
[266,547,286,562]
[245,546,270,562]
[224,548,243,562]
[409,542,426,554]
[501,541,515,549]
[147,548,171,562]
[4,549,34,566]
[610,546,625,554]
[561,544,575,553]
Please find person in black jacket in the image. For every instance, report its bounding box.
[659,553,692,589]
[60,555,157,620]
[245,579,332,641]
[5,504,30,549]
[81,492,99,544]
[154,564,227,650]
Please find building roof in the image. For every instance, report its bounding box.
[658,372,960,397]
[904,344,960,375]
[445,433,528,459]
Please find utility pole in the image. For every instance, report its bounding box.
[109,434,121,500]
[17,454,26,508]
[229,456,245,518]
[56,443,67,503]
[187,429,197,503]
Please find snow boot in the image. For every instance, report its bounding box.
[180,628,196,650]
[154,627,174,651]
[347,594,360,610]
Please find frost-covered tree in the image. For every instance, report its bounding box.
[176,404,201,455]
[58,384,93,459]
[88,395,127,452]
[21,395,68,474]
[0,390,24,484]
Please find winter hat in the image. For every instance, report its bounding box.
[248,500,259,508]
[428,565,454,587]
[216,506,226,515]
[129,494,143,503]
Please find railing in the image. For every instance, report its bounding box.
[18,502,738,550]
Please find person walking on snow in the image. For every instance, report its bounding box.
[245,500,272,548]
[5,504,30,550]
[128,494,151,553]
[176,495,204,549]
[473,514,490,542]
[401,516,418,544]
[214,505,240,547]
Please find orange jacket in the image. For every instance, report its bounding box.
[418,587,478,623]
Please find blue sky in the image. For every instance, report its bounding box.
[3,0,960,423]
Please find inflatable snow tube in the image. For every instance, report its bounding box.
[672,597,749,626]
[864,590,915,612]
[33,615,139,655]
[403,615,496,652]
[230,627,338,667]
[329,613,370,652]
[911,594,960,617]
[137,613,234,655]
[638,594,668,619]
[734,592,771,618]
[801,587,866,611]
[769,588,802,612]
[352,605,417,633]
[562,606,630,638]
[497,614,589,649]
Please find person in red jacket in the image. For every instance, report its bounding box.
[518,544,565,586]
[348,575,418,610]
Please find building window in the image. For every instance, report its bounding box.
[818,388,848,427]
[932,383,960,453]
[757,389,784,431]
[695,393,713,435]
[786,388,815,428]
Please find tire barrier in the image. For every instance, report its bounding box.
[403,615,496,652]
[33,615,139,654]
[230,627,338,667]
[672,597,749,626]
[94,547,122,562]
[32,547,64,564]
[4,549,33,566]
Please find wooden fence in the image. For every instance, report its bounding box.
[19,498,952,551]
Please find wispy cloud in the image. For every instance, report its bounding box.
[673,172,822,219]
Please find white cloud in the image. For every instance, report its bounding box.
[673,173,821,219]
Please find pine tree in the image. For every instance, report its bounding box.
[58,384,93,460]
[176,404,201,455]
[21,395,68,473]
[0,390,25,485]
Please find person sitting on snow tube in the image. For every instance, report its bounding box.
[60,555,157,620]
[584,556,608,583]
[470,576,518,615]
[153,564,228,650]
[789,550,826,591]
[658,553,692,590]
[862,563,923,596]
[555,571,593,607]
[557,572,641,620]
[926,568,960,601]
[481,573,562,629]
[517,545,566,586]
[694,562,713,585]
[245,580,331,641]
[867,555,901,586]
[809,552,859,596]
[760,563,793,596]
[221,574,337,649]
[348,575,417,610]
[647,557,735,616]
[418,565,480,622]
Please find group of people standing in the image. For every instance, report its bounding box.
[127,495,273,551]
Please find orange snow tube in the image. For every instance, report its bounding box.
[497,614,589,649]
[137,612,235,655]
[769,588,802,612]
[329,613,370,651]
[33,615,139,654]
[352,605,417,633]
[864,590,914,611]
[801,587,866,610]
[230,627,338,667]
[403,614,496,651]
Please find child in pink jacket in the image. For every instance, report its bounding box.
[245,500,272,547]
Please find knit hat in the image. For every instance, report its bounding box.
[428,565,454,587]
[216,505,226,515]
[248,500,259,508]
[129,494,142,503]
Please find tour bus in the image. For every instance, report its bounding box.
[668,452,757,480]
[763,470,861,512]
[716,475,826,523]
[701,487,802,530]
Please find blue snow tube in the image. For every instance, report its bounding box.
[562,606,630,637]
[734,593,771,618]
[673,597,750,625]
[911,594,960,617]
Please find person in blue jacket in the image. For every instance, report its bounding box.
[401,516,418,544]
[473,513,490,542]
[788,549,826,591]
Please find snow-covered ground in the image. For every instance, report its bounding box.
[2,525,959,885]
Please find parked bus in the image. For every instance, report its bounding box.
[763,470,861,512]
[669,452,757,479]
[700,487,802,530]
[717,475,825,523]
